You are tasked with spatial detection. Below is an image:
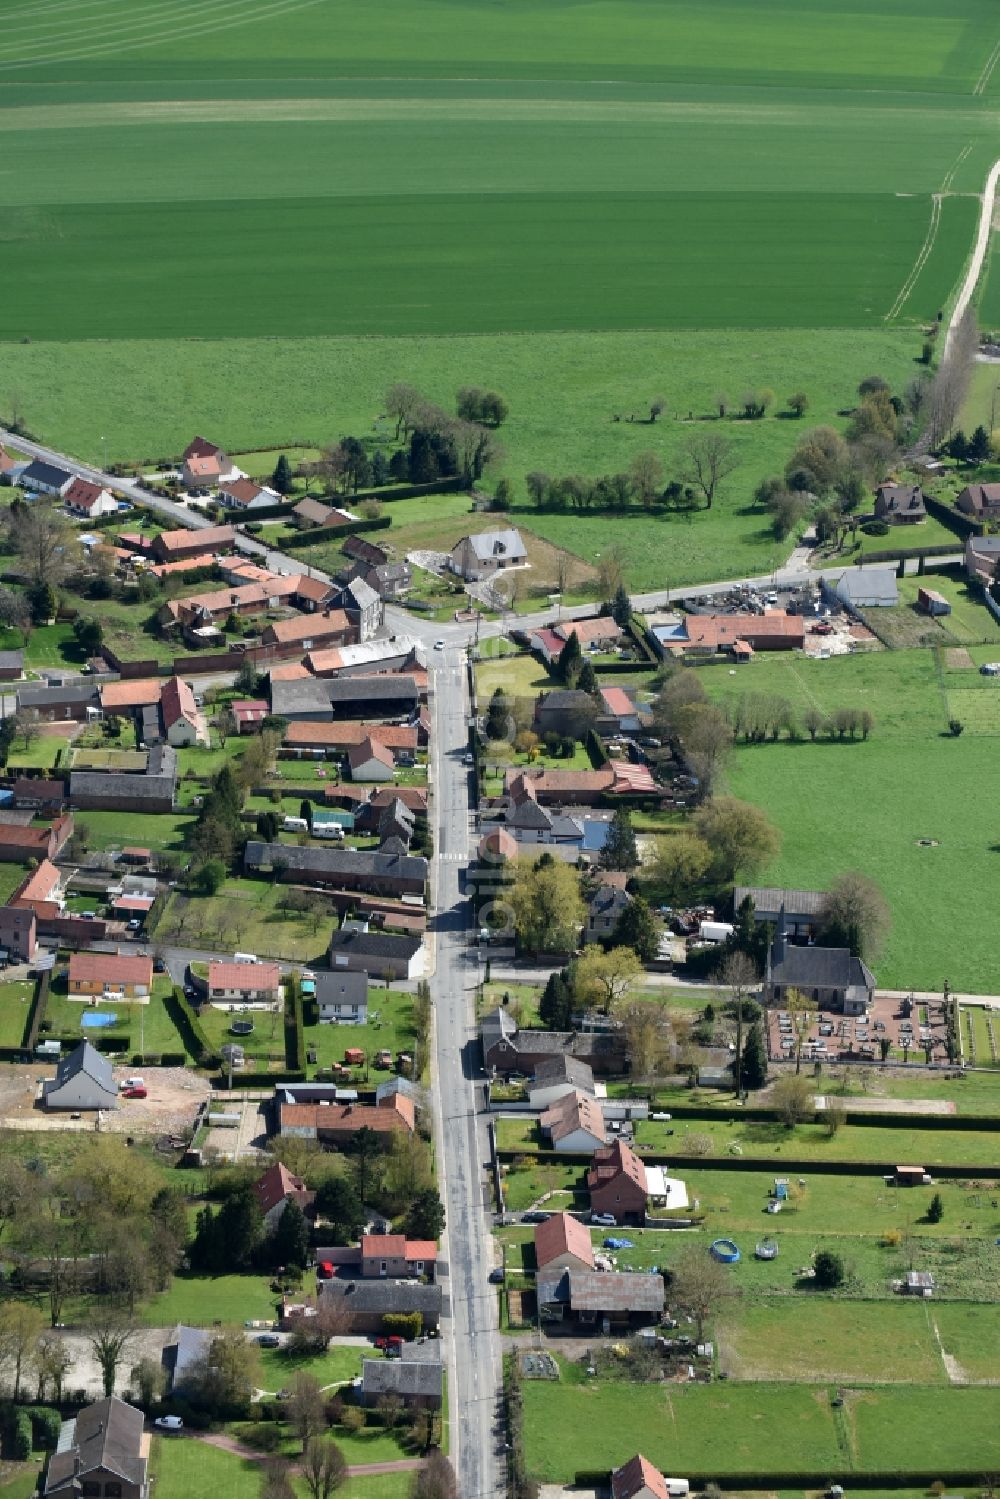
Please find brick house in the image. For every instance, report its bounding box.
[207,960,281,1003]
[586,1139,648,1225]
[69,950,153,1000]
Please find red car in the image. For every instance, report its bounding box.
[122,1086,147,1099]
[317,1261,334,1280]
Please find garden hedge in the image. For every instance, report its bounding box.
[208,1069,306,1088]
[284,979,305,1072]
[280,516,393,549]
[573,1471,998,1490]
[924,493,983,537]
[166,986,219,1068]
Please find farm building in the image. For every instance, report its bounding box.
[733,885,825,941]
[316,1278,441,1335]
[536,1267,664,1331]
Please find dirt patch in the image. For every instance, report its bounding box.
[946,647,975,668]
[0,1062,208,1135]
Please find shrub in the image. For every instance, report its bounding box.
[11,1409,31,1460]
[861,519,889,536]
[27,1406,61,1451]
[813,1249,844,1288]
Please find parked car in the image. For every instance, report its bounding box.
[521,1211,551,1224]
[154,1416,183,1432]
[591,1212,617,1227]
[434,639,445,650]
[257,1333,281,1348]
[488,1267,505,1284]
[122,1086,147,1100]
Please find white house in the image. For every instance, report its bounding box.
[207,960,281,1003]
[63,476,118,520]
[539,1089,606,1153]
[348,737,396,782]
[218,477,282,511]
[527,1055,596,1111]
[315,970,369,1025]
[450,529,527,581]
[160,676,210,748]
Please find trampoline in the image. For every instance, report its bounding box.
[755,1239,779,1260]
[710,1238,741,1264]
[230,1020,255,1036]
[81,1012,116,1029]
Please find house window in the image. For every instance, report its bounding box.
[105,1484,122,1497]
[82,1484,100,1497]
[380,1261,388,1276]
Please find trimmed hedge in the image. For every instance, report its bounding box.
[925,493,983,537]
[284,979,305,1072]
[166,987,220,1068]
[27,1406,60,1451]
[574,1472,999,1490]
[585,727,609,768]
[281,516,393,550]
[10,1409,31,1461]
[209,1069,306,1089]
[498,1146,1000,1180]
[859,542,963,566]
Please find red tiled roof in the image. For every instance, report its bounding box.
[534,1212,595,1271]
[255,1160,310,1217]
[683,611,804,649]
[608,760,657,794]
[12,859,61,907]
[540,1090,605,1146]
[287,722,417,750]
[612,1454,671,1499]
[280,1096,415,1135]
[295,576,335,605]
[63,477,108,511]
[156,524,236,555]
[269,662,312,681]
[0,824,51,851]
[586,1139,648,1195]
[369,787,426,811]
[600,686,634,717]
[530,628,565,656]
[149,554,219,578]
[160,675,199,731]
[264,609,351,645]
[219,477,269,505]
[100,678,162,709]
[348,737,395,769]
[555,614,622,647]
[208,960,281,991]
[361,1234,437,1261]
[478,828,516,862]
[69,950,153,987]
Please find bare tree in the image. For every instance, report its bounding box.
[680,431,739,509]
[669,1243,736,1339]
[13,507,80,587]
[620,1000,674,1082]
[629,451,664,509]
[35,1332,72,1403]
[286,1370,327,1451]
[215,707,237,747]
[260,1459,297,1499]
[411,1452,459,1499]
[926,306,978,445]
[87,1308,135,1397]
[717,951,759,1096]
[385,382,423,440]
[818,871,891,961]
[300,1437,347,1499]
[597,544,626,600]
[772,1072,815,1124]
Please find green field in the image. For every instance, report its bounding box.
[694,648,1000,990]
[0,979,36,1049]
[139,1271,278,1327]
[3,0,999,590]
[521,1365,1000,1480]
[154,881,331,964]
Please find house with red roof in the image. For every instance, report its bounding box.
[528,627,566,665]
[612,1454,673,1499]
[360,1234,437,1279]
[161,676,209,748]
[207,961,281,1004]
[180,436,241,491]
[254,1161,315,1229]
[69,950,153,1000]
[534,1212,595,1275]
[586,1139,648,1225]
[348,736,396,782]
[278,1092,415,1145]
[151,524,237,563]
[63,476,118,520]
[218,477,281,511]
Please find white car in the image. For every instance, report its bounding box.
[434,639,446,650]
[154,1416,184,1432]
[591,1212,617,1227]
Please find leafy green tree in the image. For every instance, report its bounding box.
[577,657,599,698]
[193,859,226,896]
[314,1176,365,1244]
[610,583,632,628]
[969,424,992,465]
[271,454,293,494]
[405,1187,445,1240]
[492,478,513,511]
[538,970,573,1029]
[510,857,584,953]
[741,1022,768,1090]
[612,895,660,964]
[485,688,511,742]
[692,797,780,881]
[257,811,280,842]
[73,617,103,655]
[600,806,638,871]
[558,629,582,686]
[271,1199,310,1270]
[813,1249,844,1288]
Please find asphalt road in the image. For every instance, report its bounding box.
[427,645,504,1499]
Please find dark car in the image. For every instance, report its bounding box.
[521,1211,551,1224]
[257,1334,281,1348]
[488,1267,505,1284]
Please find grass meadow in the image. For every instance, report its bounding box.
[696,648,1000,990]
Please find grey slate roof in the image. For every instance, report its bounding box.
[270,677,337,718]
[461,529,526,562]
[162,1323,211,1391]
[480,1006,518,1051]
[321,1279,443,1316]
[531,1054,595,1091]
[245,840,427,885]
[18,680,99,710]
[50,1040,117,1096]
[329,928,421,962]
[768,940,874,991]
[0,651,24,671]
[589,884,631,921]
[327,675,419,706]
[314,970,368,1008]
[22,459,71,491]
[734,885,825,918]
[338,577,380,613]
[362,1358,442,1400]
[45,1397,146,1495]
[834,566,899,605]
[559,1268,665,1314]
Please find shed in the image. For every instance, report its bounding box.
[895,1165,930,1187]
[903,1269,935,1296]
[917,586,951,617]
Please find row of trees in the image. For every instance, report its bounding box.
[520,432,739,514]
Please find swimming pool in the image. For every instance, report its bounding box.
[81,1012,117,1029]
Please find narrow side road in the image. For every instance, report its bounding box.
[944,156,1000,361]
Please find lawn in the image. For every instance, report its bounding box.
[77,809,195,853]
[522,1364,1000,1480]
[198,1001,287,1070]
[256,1343,364,1394]
[6,735,69,771]
[154,881,331,965]
[302,988,416,1078]
[0,979,36,1049]
[139,1272,278,1327]
[861,572,1000,650]
[496,1113,1000,1168]
[718,1297,947,1383]
[45,976,187,1057]
[698,647,1000,991]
